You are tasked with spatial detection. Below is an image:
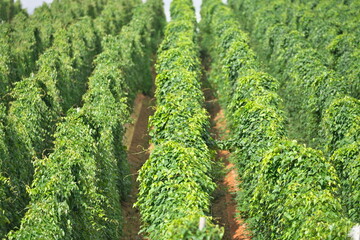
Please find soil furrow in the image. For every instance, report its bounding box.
[122,93,154,240]
[203,65,251,240]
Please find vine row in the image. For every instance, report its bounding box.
[6,0,165,239]
[200,0,353,238]
[136,0,223,239]
[229,0,360,225]
[0,0,139,237]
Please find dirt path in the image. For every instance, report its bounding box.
[121,93,154,240]
[203,79,251,239]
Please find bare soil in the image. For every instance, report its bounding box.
[203,86,251,240]
[121,93,154,240]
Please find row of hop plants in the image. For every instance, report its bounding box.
[0,0,110,102]
[289,0,360,21]
[228,0,359,146]
[229,0,360,225]
[0,0,23,22]
[292,0,358,5]
[236,0,360,100]
[0,0,140,237]
[5,0,165,239]
[323,96,360,223]
[0,0,25,97]
[0,104,11,236]
[287,0,360,99]
[261,0,360,225]
[135,0,223,239]
[200,0,353,239]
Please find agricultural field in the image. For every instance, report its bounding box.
[0,0,359,239]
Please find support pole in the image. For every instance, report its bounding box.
[199,217,206,231]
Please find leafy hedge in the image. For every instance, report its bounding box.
[8,110,105,240]
[287,0,360,99]
[0,0,113,102]
[0,104,13,237]
[94,0,137,38]
[261,26,344,147]
[0,24,12,101]
[3,18,99,235]
[323,96,360,222]
[330,34,360,99]
[0,0,24,22]
[331,142,360,223]
[323,96,360,155]
[0,0,140,238]
[7,0,165,239]
[249,140,350,239]
[136,0,223,239]
[230,0,360,225]
[228,0,360,147]
[237,0,360,100]
[200,0,352,238]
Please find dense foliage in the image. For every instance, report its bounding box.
[323,97,360,222]
[228,0,359,146]
[0,104,12,236]
[1,0,359,238]
[136,0,223,239]
[0,0,23,22]
[200,0,353,238]
[229,0,360,225]
[0,23,12,100]
[0,0,140,237]
[6,0,164,239]
[232,0,360,100]
[0,0,112,103]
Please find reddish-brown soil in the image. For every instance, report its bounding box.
[121,93,154,240]
[203,86,251,240]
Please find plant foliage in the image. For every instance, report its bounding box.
[6,0,165,239]
[136,0,223,239]
[200,0,353,238]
